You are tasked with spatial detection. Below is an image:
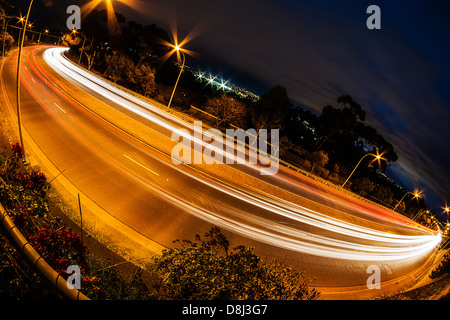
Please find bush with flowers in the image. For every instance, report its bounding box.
[0,143,49,219]
[1,142,152,299]
[29,227,90,276]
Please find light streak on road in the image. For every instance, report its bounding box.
[53,102,66,114]
[43,48,271,174]
[124,154,160,176]
[139,152,442,261]
[41,47,423,230]
[38,47,441,263]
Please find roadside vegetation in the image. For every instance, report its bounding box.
[0,137,150,299]
[150,227,319,300]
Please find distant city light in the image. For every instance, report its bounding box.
[190,68,258,100]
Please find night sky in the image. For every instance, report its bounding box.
[12,0,450,218]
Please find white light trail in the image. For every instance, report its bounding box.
[42,47,441,262]
[43,48,271,174]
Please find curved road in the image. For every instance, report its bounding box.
[0,45,442,298]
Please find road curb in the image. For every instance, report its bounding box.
[0,202,89,300]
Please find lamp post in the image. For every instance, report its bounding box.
[393,190,422,211]
[167,45,186,109]
[413,209,430,221]
[37,29,48,44]
[342,152,382,188]
[71,29,87,65]
[16,0,34,163]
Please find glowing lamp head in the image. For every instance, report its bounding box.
[412,191,422,199]
[175,45,181,51]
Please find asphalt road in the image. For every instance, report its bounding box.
[0,45,442,297]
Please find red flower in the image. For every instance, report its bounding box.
[11,143,23,159]
[29,227,90,277]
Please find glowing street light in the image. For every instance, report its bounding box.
[167,44,186,109]
[342,151,385,188]
[444,205,450,223]
[38,29,49,44]
[393,190,423,211]
[71,28,88,64]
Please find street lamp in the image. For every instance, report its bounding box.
[167,44,186,109]
[16,16,25,46]
[393,190,422,211]
[413,209,430,221]
[341,152,384,188]
[16,0,34,163]
[71,29,87,64]
[37,28,49,44]
[444,206,450,223]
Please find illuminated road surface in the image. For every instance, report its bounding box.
[0,46,441,294]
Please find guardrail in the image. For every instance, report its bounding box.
[0,203,89,300]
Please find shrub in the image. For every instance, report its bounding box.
[150,227,319,300]
[430,252,450,279]
[29,227,90,276]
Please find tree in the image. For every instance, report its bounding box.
[356,124,398,171]
[306,150,329,173]
[285,106,319,151]
[430,252,450,279]
[249,85,291,133]
[150,227,319,300]
[373,185,394,206]
[104,52,135,83]
[352,177,375,196]
[83,49,97,71]
[141,23,171,60]
[0,32,13,53]
[205,93,248,128]
[274,135,294,158]
[60,32,81,47]
[311,95,397,173]
[314,95,365,152]
[134,63,156,97]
